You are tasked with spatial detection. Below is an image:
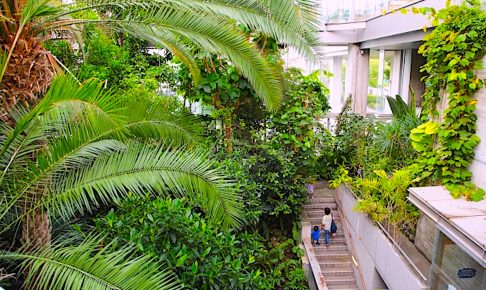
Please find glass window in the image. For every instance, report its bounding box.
[367,50,393,114]
[431,233,485,290]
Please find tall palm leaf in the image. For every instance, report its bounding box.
[0,76,242,234]
[0,0,322,113]
[0,75,242,288]
[2,236,180,290]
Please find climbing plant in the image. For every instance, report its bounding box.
[411,0,486,201]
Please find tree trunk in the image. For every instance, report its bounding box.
[224,115,233,153]
[117,31,124,47]
[21,208,51,251]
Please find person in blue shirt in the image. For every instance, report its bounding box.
[311,225,321,245]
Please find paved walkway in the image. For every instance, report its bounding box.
[304,182,359,290]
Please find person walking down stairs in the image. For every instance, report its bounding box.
[321,207,333,246]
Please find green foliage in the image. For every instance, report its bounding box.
[386,94,416,119]
[0,76,244,288]
[44,40,78,69]
[333,110,376,176]
[352,166,421,238]
[3,236,179,290]
[329,166,352,189]
[413,1,486,200]
[214,141,309,232]
[92,196,307,290]
[410,121,439,152]
[333,93,420,177]
[268,68,331,179]
[213,154,261,226]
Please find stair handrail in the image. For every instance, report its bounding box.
[335,188,368,290]
[300,211,328,290]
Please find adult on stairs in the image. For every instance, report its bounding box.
[321,207,333,246]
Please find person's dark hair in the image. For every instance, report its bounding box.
[313,225,319,231]
[324,207,331,215]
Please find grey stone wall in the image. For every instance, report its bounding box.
[337,185,429,290]
[414,213,438,262]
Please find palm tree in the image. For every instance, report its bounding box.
[0,0,322,116]
[0,76,243,288]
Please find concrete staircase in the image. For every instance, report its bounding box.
[304,183,359,290]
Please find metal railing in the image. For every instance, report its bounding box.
[321,0,424,24]
[321,113,393,132]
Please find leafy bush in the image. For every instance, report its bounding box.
[352,166,421,241]
[268,69,331,180]
[92,196,307,290]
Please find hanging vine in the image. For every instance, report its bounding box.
[410,0,486,201]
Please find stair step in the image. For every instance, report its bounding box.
[325,274,357,286]
[306,211,340,217]
[314,245,348,252]
[322,266,354,276]
[318,230,344,235]
[327,286,358,290]
[306,197,335,202]
[319,261,353,268]
[309,217,341,224]
[312,237,346,244]
[317,253,351,262]
[303,204,337,210]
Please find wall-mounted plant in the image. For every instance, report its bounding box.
[410,0,486,201]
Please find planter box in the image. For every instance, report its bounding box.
[337,185,429,290]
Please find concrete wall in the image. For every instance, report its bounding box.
[470,55,486,190]
[414,213,438,262]
[337,185,428,290]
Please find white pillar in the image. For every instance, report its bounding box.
[384,50,403,114]
[400,49,413,103]
[345,44,369,116]
[329,56,343,113]
[390,51,402,97]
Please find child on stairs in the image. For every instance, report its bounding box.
[311,225,321,245]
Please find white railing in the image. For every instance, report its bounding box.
[321,0,424,24]
[321,113,393,132]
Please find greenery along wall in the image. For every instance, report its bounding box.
[411,0,486,201]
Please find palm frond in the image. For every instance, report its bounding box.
[2,236,179,290]
[122,97,203,146]
[150,0,322,61]
[138,7,283,109]
[46,144,244,229]
[124,24,202,85]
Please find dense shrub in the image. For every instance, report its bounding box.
[92,196,307,290]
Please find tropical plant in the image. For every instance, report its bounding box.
[0,76,243,288]
[353,166,421,241]
[267,68,331,180]
[385,94,416,120]
[2,236,180,290]
[90,196,307,289]
[412,0,486,201]
[0,0,323,117]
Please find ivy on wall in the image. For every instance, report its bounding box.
[410,0,486,201]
